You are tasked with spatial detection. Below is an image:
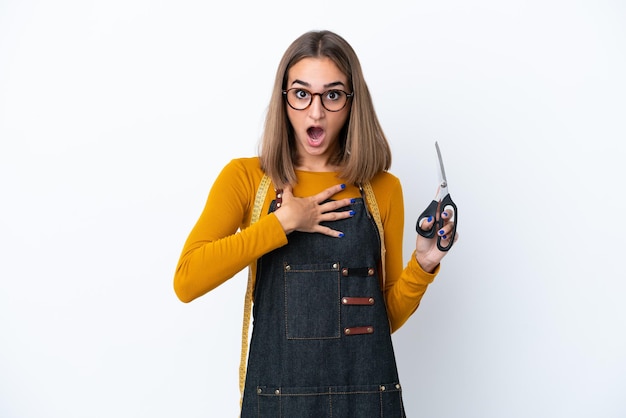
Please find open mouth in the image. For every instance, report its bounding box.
[307,126,325,143]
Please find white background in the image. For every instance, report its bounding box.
[1,1,625,417]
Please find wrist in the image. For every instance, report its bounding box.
[273,210,294,235]
[414,251,438,274]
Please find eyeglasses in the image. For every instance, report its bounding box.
[282,88,353,112]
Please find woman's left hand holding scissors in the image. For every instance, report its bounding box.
[414,205,458,273]
[414,141,459,273]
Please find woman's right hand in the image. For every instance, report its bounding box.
[273,183,355,237]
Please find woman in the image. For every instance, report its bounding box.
[174,30,456,417]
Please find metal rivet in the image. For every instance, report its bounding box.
[285,265,291,271]
[342,268,348,276]
[368,298,374,304]
[380,385,386,391]
[257,388,262,394]
[396,384,401,389]
[276,203,281,208]
[368,268,374,276]
[367,327,373,333]
[275,389,280,395]
[332,263,338,269]
[276,193,282,199]
[344,328,351,335]
[342,298,348,304]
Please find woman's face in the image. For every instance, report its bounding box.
[285,57,351,171]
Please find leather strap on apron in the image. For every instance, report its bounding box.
[238,174,386,399]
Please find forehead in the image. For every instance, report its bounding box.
[287,57,348,88]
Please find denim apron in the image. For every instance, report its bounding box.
[240,195,406,417]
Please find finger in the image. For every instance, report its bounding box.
[437,237,453,251]
[437,227,459,244]
[316,183,347,203]
[320,207,356,222]
[315,225,345,238]
[319,197,355,213]
[438,233,457,250]
[436,223,454,239]
[418,215,435,231]
[441,205,455,222]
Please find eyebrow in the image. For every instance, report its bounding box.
[291,79,346,89]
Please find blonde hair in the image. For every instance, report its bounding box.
[259,30,392,188]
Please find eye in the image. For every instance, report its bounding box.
[325,90,343,101]
[294,89,310,100]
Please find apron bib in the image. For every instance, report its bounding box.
[241,196,405,417]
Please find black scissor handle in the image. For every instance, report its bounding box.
[437,194,457,251]
[416,194,457,252]
[416,199,439,239]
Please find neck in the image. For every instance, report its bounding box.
[295,162,341,172]
[296,151,342,172]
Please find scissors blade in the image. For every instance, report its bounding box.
[435,141,448,188]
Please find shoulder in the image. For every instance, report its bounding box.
[369,171,402,195]
[219,157,265,183]
[224,156,262,174]
[366,171,405,227]
[366,171,404,215]
[213,157,266,198]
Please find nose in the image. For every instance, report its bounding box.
[308,94,325,119]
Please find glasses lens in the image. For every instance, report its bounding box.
[286,89,311,110]
[322,90,348,111]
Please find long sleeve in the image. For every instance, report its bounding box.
[370,174,439,332]
[173,158,288,303]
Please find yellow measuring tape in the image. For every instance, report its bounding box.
[361,181,386,290]
[238,174,270,400]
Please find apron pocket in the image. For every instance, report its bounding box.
[284,262,341,340]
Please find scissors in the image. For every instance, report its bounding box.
[416,141,457,251]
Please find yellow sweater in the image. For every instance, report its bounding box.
[174,157,438,332]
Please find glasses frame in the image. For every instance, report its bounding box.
[282,88,354,112]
